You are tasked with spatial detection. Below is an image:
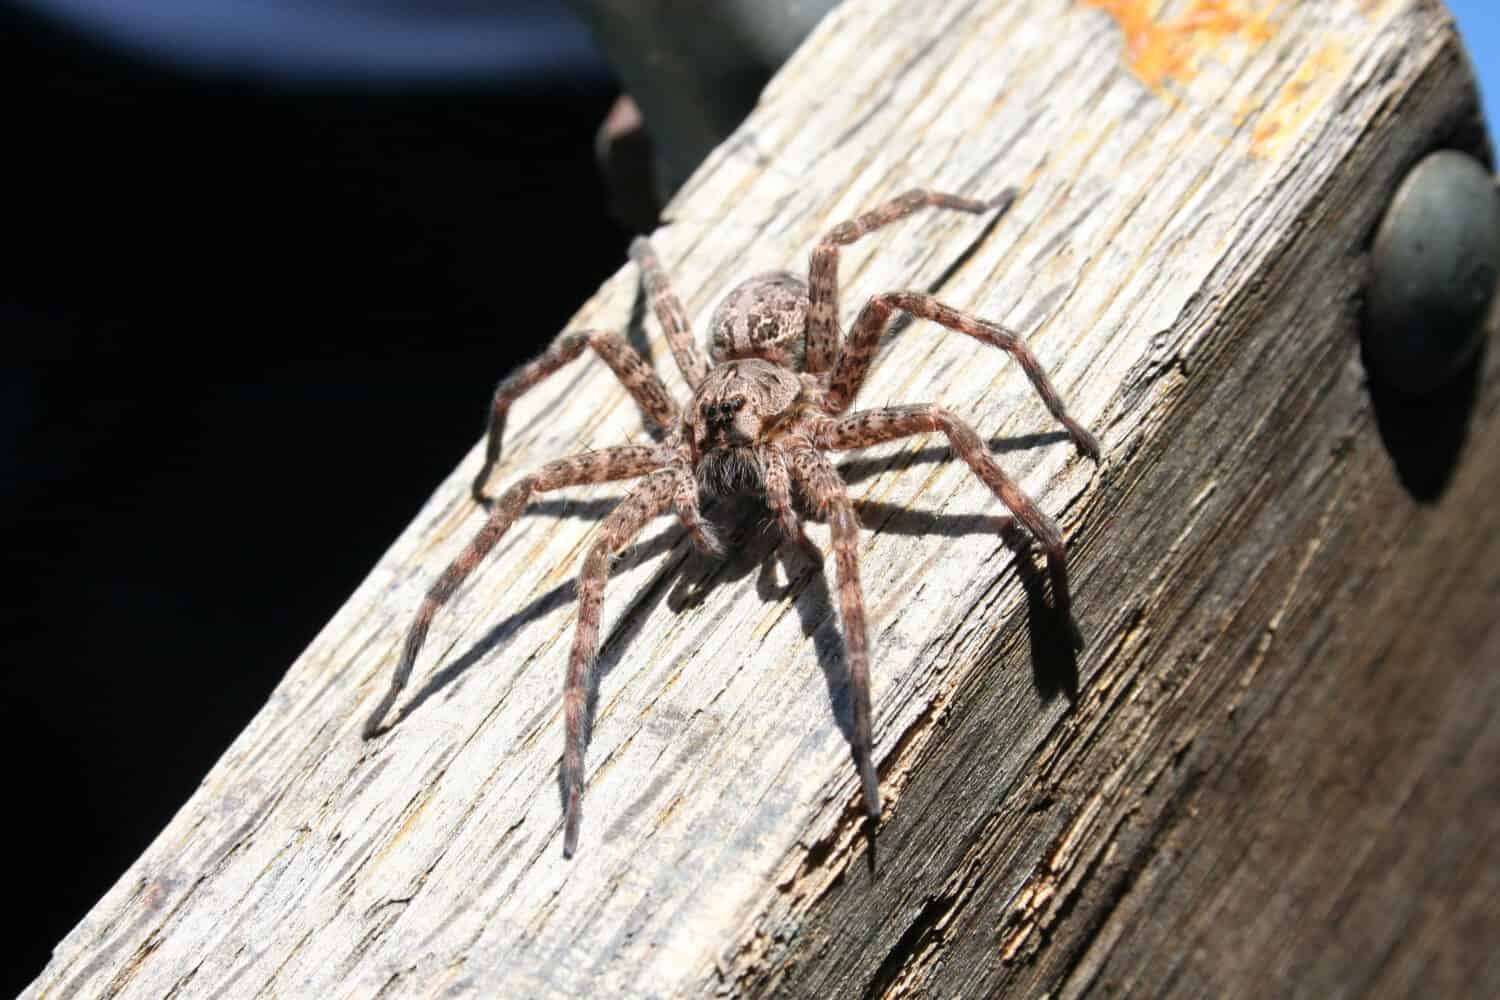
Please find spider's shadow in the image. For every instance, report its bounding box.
[379,505,686,735]
[378,433,1081,847]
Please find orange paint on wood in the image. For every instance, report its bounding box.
[1084,0,1282,90]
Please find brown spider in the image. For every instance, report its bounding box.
[362,188,1100,857]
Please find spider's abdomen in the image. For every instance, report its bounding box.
[709,272,809,367]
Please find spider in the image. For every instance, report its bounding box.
[362,187,1101,858]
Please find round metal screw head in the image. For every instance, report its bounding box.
[1365,149,1500,394]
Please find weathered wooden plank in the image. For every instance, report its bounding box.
[26,0,1496,997]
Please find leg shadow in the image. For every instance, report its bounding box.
[566,496,785,825]
[624,271,654,366]
[837,431,1072,487]
[995,523,1079,707]
[383,520,692,733]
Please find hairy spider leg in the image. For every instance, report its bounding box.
[825,290,1101,462]
[630,237,712,390]
[563,467,679,857]
[804,187,1012,374]
[762,447,823,561]
[787,447,880,820]
[363,444,669,740]
[818,405,1084,649]
[669,462,722,557]
[473,330,679,503]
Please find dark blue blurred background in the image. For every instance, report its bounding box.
[12,0,608,82]
[1,1,1494,993]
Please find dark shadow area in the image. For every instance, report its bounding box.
[0,4,626,991]
[972,522,1081,708]
[1363,338,1486,502]
[625,264,657,367]
[1009,526,1083,706]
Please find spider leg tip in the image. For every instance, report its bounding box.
[563,792,582,858]
[1068,425,1103,464]
[859,765,882,820]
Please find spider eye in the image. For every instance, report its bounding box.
[729,397,746,411]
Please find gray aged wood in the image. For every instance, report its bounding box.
[27,0,1499,997]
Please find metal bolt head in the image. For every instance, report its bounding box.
[1365,149,1500,394]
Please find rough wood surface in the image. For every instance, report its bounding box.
[27,1,1498,997]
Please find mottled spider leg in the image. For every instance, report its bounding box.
[669,463,722,557]
[563,467,678,857]
[363,444,668,741]
[762,447,822,561]
[473,330,679,503]
[824,291,1101,462]
[805,187,1013,374]
[629,238,711,389]
[787,447,880,820]
[818,405,1084,649]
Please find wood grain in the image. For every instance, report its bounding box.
[27,0,1498,996]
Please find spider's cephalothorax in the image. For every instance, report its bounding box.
[363,188,1102,858]
[686,357,802,495]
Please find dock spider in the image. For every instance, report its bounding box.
[363,188,1101,857]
